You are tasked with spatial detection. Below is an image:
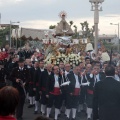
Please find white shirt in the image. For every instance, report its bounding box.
[31,56,38,62]
[90,74,100,82]
[54,75,59,88]
[48,72,51,75]
[40,68,44,72]
[27,65,31,69]
[115,74,120,81]
[95,74,100,83]
[74,74,80,88]
[65,71,69,77]
[19,67,23,70]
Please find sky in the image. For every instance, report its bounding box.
[0,0,120,35]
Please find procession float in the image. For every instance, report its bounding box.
[43,11,94,66]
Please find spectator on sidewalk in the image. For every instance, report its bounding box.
[0,86,19,120]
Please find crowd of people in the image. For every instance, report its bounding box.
[0,46,120,120]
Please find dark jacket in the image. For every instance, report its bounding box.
[33,68,46,88]
[10,67,30,95]
[67,72,81,94]
[93,77,120,120]
[88,72,106,91]
[39,70,52,91]
[28,67,36,83]
[46,73,62,95]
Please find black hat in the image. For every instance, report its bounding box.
[18,57,25,63]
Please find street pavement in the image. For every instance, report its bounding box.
[23,102,88,120]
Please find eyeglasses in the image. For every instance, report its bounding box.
[54,68,59,70]
[65,66,70,67]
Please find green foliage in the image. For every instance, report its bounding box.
[80,21,94,41]
[72,25,78,38]
[49,25,56,29]
[69,21,73,27]
[0,25,19,47]
[103,41,117,51]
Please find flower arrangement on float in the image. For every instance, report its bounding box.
[44,53,82,66]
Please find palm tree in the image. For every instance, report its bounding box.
[69,21,74,27]
[49,25,56,29]
[73,25,77,33]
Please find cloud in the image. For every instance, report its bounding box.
[0,0,120,35]
[15,0,24,2]
[21,20,58,29]
[20,14,120,35]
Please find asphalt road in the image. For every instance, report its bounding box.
[23,102,88,120]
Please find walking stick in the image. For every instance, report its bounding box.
[19,80,27,97]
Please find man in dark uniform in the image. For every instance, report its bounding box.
[18,49,25,58]
[8,57,18,72]
[0,61,8,89]
[86,65,106,120]
[59,61,65,72]
[46,65,63,120]
[59,63,71,116]
[10,58,30,120]
[39,64,53,115]
[23,49,33,59]
[65,66,81,120]
[93,65,120,120]
[26,59,35,108]
[78,64,92,114]
[33,60,45,114]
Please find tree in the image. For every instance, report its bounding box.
[0,25,19,47]
[73,25,77,33]
[80,21,95,42]
[0,26,10,47]
[69,21,74,27]
[73,25,78,38]
[49,25,56,29]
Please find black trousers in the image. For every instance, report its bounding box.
[61,92,67,106]
[47,93,62,109]
[79,86,87,104]
[29,84,35,97]
[35,87,40,101]
[41,91,48,105]
[16,94,25,119]
[86,93,93,108]
[66,94,79,109]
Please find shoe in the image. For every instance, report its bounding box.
[32,104,35,107]
[34,111,38,114]
[17,117,23,120]
[28,105,33,108]
[66,117,70,120]
[49,114,53,118]
[42,113,46,116]
[58,114,61,117]
[77,111,81,116]
[71,118,75,120]
[87,118,91,120]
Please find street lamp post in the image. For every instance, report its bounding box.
[89,0,104,54]
[10,21,20,48]
[110,23,119,52]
